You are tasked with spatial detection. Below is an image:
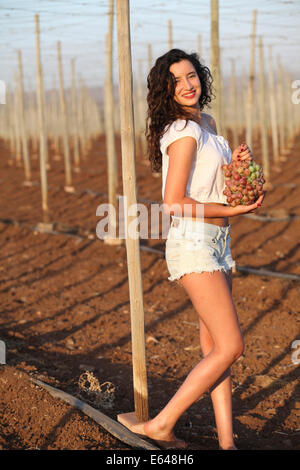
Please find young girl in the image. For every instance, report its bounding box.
[136,49,265,450]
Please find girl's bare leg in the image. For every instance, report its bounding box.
[199,269,237,449]
[143,270,244,447]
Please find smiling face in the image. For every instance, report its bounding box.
[169,59,201,111]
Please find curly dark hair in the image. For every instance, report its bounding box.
[145,49,214,172]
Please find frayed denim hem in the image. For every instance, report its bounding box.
[168,261,236,284]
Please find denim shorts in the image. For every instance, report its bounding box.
[165,216,236,283]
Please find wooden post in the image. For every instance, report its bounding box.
[107,0,118,186]
[18,50,32,185]
[49,78,55,152]
[71,59,81,171]
[267,45,280,166]
[115,0,149,428]
[219,48,226,138]
[0,107,5,144]
[245,9,257,148]
[104,0,121,246]
[290,71,299,136]
[168,19,173,50]
[6,86,15,159]
[96,98,104,136]
[198,33,202,59]
[0,92,8,147]
[147,44,152,71]
[28,81,39,159]
[210,0,221,133]
[50,77,61,159]
[285,70,294,145]
[57,41,74,192]
[78,77,87,157]
[241,76,247,139]
[258,37,270,184]
[85,86,95,149]
[137,59,147,159]
[13,74,22,167]
[35,13,50,225]
[230,59,239,149]
[7,84,15,162]
[277,55,288,157]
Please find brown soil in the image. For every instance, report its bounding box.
[0,133,299,450]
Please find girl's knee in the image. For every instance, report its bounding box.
[217,336,244,365]
[228,336,244,363]
[234,337,244,360]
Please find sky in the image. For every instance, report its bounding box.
[0,0,300,93]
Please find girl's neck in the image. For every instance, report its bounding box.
[183,104,201,122]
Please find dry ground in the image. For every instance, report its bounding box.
[0,132,299,450]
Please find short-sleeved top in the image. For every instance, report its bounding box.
[160,119,232,205]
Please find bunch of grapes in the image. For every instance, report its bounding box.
[222,158,265,207]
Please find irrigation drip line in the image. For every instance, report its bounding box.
[242,213,300,222]
[1,215,300,282]
[31,378,159,450]
[233,266,300,282]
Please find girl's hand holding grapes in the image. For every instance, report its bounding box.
[232,143,253,163]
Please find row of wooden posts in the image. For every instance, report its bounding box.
[1,15,299,192]
[0,0,300,427]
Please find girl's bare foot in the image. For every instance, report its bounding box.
[219,444,237,450]
[138,419,188,450]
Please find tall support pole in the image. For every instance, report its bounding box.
[219,48,226,138]
[242,75,248,138]
[71,59,81,171]
[78,77,87,157]
[267,45,279,166]
[13,74,22,167]
[230,58,239,149]
[147,44,152,71]
[104,0,120,245]
[115,0,149,427]
[17,50,32,184]
[245,9,257,148]
[137,59,147,159]
[197,33,202,59]
[28,80,39,159]
[237,75,245,141]
[290,72,299,136]
[49,77,56,153]
[277,55,288,157]
[0,102,7,144]
[285,70,294,145]
[6,86,15,158]
[258,37,270,184]
[51,77,61,158]
[35,14,49,224]
[210,0,221,133]
[168,19,173,50]
[57,41,73,191]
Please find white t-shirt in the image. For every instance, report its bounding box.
[160,119,232,205]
